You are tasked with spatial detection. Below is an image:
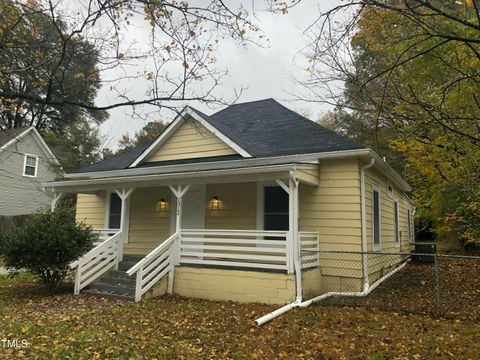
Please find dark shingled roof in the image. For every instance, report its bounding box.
[0,127,30,147]
[74,142,152,173]
[206,99,362,157]
[76,99,362,173]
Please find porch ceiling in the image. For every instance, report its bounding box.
[44,163,319,194]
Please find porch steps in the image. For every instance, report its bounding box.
[82,256,143,301]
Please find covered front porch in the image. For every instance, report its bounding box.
[48,163,321,303]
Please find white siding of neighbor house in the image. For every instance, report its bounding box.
[0,131,56,216]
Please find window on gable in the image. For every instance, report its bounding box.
[23,155,38,177]
[372,187,381,250]
[108,193,122,229]
[394,200,400,247]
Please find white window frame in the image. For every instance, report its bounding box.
[407,208,414,242]
[393,198,400,248]
[23,154,38,178]
[372,185,382,251]
[386,179,394,199]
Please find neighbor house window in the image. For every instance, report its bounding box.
[372,186,381,250]
[264,186,289,231]
[108,193,122,229]
[23,154,38,177]
[394,200,400,247]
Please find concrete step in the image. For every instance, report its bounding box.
[108,270,135,280]
[118,261,140,271]
[100,275,136,287]
[83,289,135,301]
[89,282,135,296]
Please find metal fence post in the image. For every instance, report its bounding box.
[434,254,442,315]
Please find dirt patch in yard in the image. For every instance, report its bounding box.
[1,274,479,359]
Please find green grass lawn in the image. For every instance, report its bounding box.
[1,274,479,359]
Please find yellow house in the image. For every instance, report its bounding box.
[45,99,414,305]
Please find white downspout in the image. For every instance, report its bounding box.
[253,157,378,327]
[253,258,410,326]
[360,158,375,292]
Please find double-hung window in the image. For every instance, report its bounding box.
[407,208,414,242]
[372,186,381,250]
[393,200,400,247]
[23,154,38,177]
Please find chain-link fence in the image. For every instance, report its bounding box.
[301,249,480,321]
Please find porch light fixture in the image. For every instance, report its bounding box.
[211,196,221,210]
[158,198,167,210]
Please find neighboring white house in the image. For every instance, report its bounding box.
[0,127,59,216]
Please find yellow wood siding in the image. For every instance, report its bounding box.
[205,182,257,230]
[75,192,107,228]
[364,167,412,279]
[299,159,363,279]
[146,119,237,162]
[294,168,319,185]
[124,187,172,255]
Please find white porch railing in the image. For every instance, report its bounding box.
[70,231,123,294]
[179,229,289,271]
[300,231,320,269]
[93,228,119,246]
[126,232,177,302]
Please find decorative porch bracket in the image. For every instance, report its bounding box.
[168,184,191,293]
[51,192,65,211]
[114,188,135,265]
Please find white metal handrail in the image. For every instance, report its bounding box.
[126,232,178,302]
[70,231,123,294]
[180,229,289,271]
[300,231,320,269]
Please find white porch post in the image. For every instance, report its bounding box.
[276,179,294,274]
[114,188,135,265]
[288,173,301,301]
[168,184,190,294]
[51,192,65,211]
[169,185,191,265]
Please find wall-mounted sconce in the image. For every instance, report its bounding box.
[158,198,167,210]
[211,196,221,210]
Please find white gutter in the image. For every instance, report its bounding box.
[360,158,375,292]
[44,163,317,191]
[253,258,410,326]
[62,148,410,192]
[65,149,370,179]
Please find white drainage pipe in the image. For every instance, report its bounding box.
[253,259,410,326]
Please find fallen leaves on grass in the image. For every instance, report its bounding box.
[0,274,480,359]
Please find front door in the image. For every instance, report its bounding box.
[182,184,206,230]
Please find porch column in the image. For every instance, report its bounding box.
[51,192,65,211]
[114,188,135,264]
[168,185,190,295]
[275,179,295,275]
[169,185,191,265]
[288,173,301,301]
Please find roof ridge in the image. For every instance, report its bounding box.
[212,98,276,116]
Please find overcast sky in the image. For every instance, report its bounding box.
[96,1,340,150]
